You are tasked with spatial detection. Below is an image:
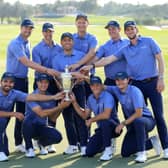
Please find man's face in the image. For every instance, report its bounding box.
[124,26,138,40]
[37,80,49,92]
[115,78,129,90]
[61,37,73,50]
[90,83,103,95]
[1,78,15,93]
[108,26,120,39]
[42,30,54,41]
[20,26,33,38]
[75,18,88,32]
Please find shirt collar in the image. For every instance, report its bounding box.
[119,85,130,95]
[110,38,122,44]
[75,33,89,40]
[129,36,142,46]
[17,34,28,44]
[41,39,57,47]
[93,90,105,100]
[0,88,13,97]
[63,50,76,57]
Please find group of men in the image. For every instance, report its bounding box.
[0,14,168,164]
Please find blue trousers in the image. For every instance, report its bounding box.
[62,84,88,147]
[0,118,10,155]
[132,78,168,149]
[13,77,28,146]
[86,120,120,157]
[22,119,62,150]
[121,116,155,157]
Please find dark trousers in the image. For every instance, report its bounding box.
[84,82,92,100]
[86,120,120,157]
[13,77,28,146]
[122,116,155,157]
[62,84,88,147]
[0,118,10,156]
[22,119,62,150]
[104,78,118,110]
[132,78,168,149]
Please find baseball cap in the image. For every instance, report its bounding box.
[75,14,88,21]
[1,72,15,81]
[61,32,73,41]
[115,72,129,80]
[36,73,50,82]
[21,18,34,28]
[42,23,54,32]
[124,21,136,30]
[90,76,102,85]
[105,20,120,29]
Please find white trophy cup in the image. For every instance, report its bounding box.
[61,65,73,101]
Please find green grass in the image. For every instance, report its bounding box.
[0,18,168,168]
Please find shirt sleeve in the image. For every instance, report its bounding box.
[32,46,41,64]
[89,35,98,49]
[103,93,114,109]
[96,45,105,59]
[114,46,125,59]
[105,86,116,95]
[132,87,144,109]
[10,42,27,59]
[149,38,161,56]
[85,97,92,110]
[27,101,40,110]
[14,90,28,102]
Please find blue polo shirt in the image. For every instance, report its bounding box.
[0,89,27,112]
[96,38,129,79]
[51,50,85,72]
[6,35,31,78]
[32,40,62,78]
[105,85,152,119]
[86,90,118,126]
[114,36,161,80]
[25,89,56,125]
[73,33,98,54]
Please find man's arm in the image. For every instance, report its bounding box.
[19,56,60,77]
[31,101,71,118]
[0,111,24,120]
[156,53,165,92]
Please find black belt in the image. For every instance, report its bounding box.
[132,76,158,83]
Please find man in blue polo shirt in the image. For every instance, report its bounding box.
[70,76,120,161]
[51,32,88,156]
[0,72,65,161]
[6,19,60,153]
[82,21,168,159]
[23,74,70,158]
[105,72,160,163]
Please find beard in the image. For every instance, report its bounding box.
[128,34,137,40]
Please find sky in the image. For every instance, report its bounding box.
[4,0,168,6]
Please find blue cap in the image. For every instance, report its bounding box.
[105,20,120,29]
[115,72,129,80]
[21,18,34,28]
[36,73,50,81]
[90,76,102,85]
[61,32,73,41]
[76,14,88,21]
[1,72,15,81]
[42,23,54,32]
[124,21,136,30]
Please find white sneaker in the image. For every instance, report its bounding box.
[100,147,113,161]
[81,146,86,156]
[25,148,36,158]
[135,151,147,163]
[64,145,79,155]
[47,145,56,153]
[163,148,168,159]
[39,145,48,155]
[0,152,8,162]
[15,144,26,153]
[111,138,116,154]
[150,136,161,156]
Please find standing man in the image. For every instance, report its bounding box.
[6,19,59,153]
[81,21,168,159]
[70,76,120,161]
[51,32,88,156]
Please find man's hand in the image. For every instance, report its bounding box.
[59,100,71,109]
[53,92,65,100]
[157,78,165,93]
[46,68,60,77]
[69,93,77,104]
[14,112,24,121]
[68,64,80,72]
[115,123,124,134]
[85,119,92,127]
[80,65,93,73]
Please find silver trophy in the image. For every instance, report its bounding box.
[61,65,73,101]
